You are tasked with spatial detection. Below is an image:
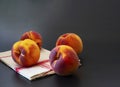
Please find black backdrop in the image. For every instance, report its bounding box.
[0,0,119,51]
[0,0,120,87]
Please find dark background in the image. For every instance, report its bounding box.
[0,0,120,87]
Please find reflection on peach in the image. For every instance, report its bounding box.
[20,30,42,49]
[11,39,40,67]
[56,33,83,54]
[49,45,80,76]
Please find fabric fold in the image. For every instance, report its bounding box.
[0,48,55,80]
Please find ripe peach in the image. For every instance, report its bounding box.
[56,33,83,54]
[49,45,80,76]
[20,31,42,49]
[11,39,40,67]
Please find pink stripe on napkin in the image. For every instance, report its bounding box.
[15,59,52,72]
[0,55,11,59]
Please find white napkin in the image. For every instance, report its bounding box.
[0,48,55,80]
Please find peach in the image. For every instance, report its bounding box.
[56,33,83,54]
[49,45,80,76]
[20,30,42,49]
[11,39,40,67]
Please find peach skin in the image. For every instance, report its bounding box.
[11,39,40,67]
[49,45,80,76]
[20,30,42,49]
[56,33,83,54]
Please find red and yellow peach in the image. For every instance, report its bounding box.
[11,39,40,67]
[56,33,83,54]
[49,45,80,76]
[20,30,42,49]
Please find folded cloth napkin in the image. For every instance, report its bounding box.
[0,48,55,80]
